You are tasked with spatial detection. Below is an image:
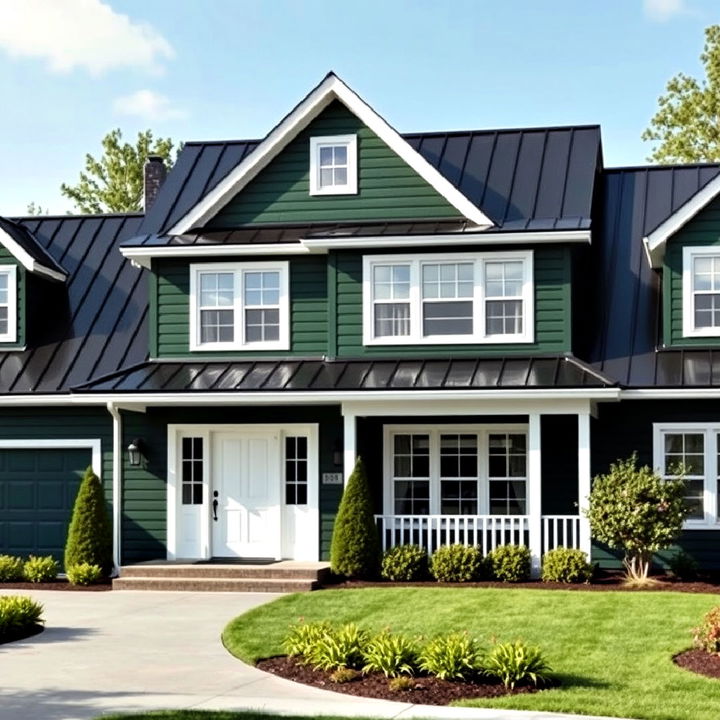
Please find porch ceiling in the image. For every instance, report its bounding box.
[73,356,616,394]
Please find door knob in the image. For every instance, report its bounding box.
[212,490,219,521]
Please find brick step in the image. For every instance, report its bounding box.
[119,564,330,581]
[112,576,319,593]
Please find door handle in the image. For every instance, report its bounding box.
[212,491,219,521]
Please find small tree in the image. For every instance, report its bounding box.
[64,466,113,576]
[587,454,689,582]
[330,457,380,578]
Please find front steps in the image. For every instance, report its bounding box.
[113,561,331,593]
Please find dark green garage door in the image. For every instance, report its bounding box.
[0,448,92,564]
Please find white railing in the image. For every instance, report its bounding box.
[541,515,581,555]
[374,514,582,557]
[374,514,529,557]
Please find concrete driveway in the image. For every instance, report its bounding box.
[0,589,625,720]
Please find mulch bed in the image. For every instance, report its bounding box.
[0,580,111,592]
[0,624,44,645]
[675,649,720,679]
[257,655,549,705]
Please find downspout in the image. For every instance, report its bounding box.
[106,402,122,574]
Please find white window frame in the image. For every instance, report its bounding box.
[382,424,528,516]
[682,246,720,337]
[362,251,534,345]
[653,423,720,529]
[189,261,289,351]
[0,265,18,343]
[309,134,358,196]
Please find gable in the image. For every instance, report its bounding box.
[206,101,462,227]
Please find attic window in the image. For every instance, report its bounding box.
[682,246,720,337]
[0,265,17,343]
[309,135,357,195]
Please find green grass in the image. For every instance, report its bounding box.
[222,587,720,720]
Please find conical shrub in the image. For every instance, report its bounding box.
[64,466,113,576]
[330,456,380,578]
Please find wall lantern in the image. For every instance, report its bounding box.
[127,438,145,467]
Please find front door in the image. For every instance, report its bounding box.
[211,431,281,559]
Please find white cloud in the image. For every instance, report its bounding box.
[113,89,187,122]
[643,0,690,21]
[0,0,174,75]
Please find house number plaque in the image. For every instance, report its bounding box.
[322,472,343,485]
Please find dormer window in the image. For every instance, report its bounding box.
[0,265,17,343]
[682,246,720,337]
[309,135,357,195]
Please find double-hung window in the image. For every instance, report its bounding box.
[309,135,358,195]
[363,251,533,345]
[0,265,17,343]
[654,424,720,526]
[189,262,289,351]
[682,246,720,337]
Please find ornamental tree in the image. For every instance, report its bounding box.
[330,456,380,578]
[586,454,689,582]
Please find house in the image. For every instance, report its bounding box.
[1,72,720,578]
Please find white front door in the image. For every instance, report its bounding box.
[211,431,281,559]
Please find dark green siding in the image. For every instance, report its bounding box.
[334,247,572,357]
[153,256,327,358]
[120,406,342,563]
[0,246,25,349]
[592,400,720,569]
[208,101,461,227]
[664,195,720,347]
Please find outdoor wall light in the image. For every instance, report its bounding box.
[127,438,145,467]
[333,441,343,467]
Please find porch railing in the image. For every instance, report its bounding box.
[374,514,582,557]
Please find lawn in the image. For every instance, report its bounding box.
[222,587,720,720]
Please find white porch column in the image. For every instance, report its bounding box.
[343,410,357,484]
[528,412,542,578]
[578,410,592,559]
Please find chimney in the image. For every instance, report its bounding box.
[144,155,167,212]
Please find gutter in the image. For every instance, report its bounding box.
[106,402,122,574]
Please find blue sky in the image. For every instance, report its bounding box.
[0,0,716,215]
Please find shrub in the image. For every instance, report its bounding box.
[23,555,58,583]
[306,623,368,671]
[0,555,24,582]
[417,632,483,680]
[64,466,113,577]
[362,630,418,677]
[587,454,689,582]
[283,620,333,658]
[0,595,44,635]
[541,547,593,584]
[430,544,482,582]
[483,640,552,689]
[66,562,102,586]
[486,544,531,582]
[693,606,720,653]
[388,676,415,692]
[329,667,360,683]
[330,457,381,579]
[381,545,428,582]
[668,550,699,581]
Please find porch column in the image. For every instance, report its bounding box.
[578,410,592,559]
[528,412,542,578]
[343,410,357,484]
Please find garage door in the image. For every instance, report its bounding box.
[0,448,93,564]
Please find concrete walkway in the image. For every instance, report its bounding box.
[0,589,627,720]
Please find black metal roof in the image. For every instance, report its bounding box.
[0,217,68,278]
[136,124,602,240]
[74,356,615,394]
[0,213,148,394]
[590,164,720,386]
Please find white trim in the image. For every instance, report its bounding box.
[106,403,122,572]
[645,174,720,268]
[527,413,542,577]
[0,226,66,282]
[653,422,720,529]
[0,438,102,477]
[623,389,720,399]
[120,244,310,269]
[0,265,17,343]
[309,134,357,195]
[362,250,534,346]
[681,245,720,337]
[167,74,494,235]
[189,261,289,352]
[343,411,356,485]
[577,410,592,558]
